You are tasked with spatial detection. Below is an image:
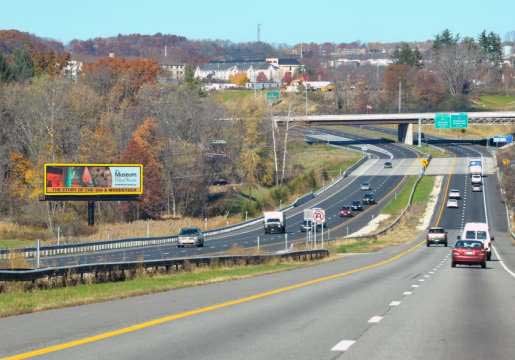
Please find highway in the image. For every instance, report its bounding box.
[1,138,514,359]
[37,131,418,267]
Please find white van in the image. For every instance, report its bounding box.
[458,222,494,260]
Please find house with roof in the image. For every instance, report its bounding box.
[195,58,304,84]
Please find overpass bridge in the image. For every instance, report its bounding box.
[274,111,515,144]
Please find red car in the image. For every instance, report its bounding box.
[451,240,486,268]
[339,206,353,218]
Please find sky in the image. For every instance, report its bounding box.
[1,0,514,44]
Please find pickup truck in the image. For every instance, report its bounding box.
[426,227,448,247]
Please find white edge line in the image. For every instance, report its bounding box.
[492,245,515,279]
[389,300,401,306]
[331,340,356,352]
[403,291,412,295]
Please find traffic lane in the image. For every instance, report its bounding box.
[344,250,515,360]
[40,142,412,265]
[30,240,450,360]
[0,235,437,358]
[41,173,404,266]
[438,174,467,230]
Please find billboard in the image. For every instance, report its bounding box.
[44,164,143,196]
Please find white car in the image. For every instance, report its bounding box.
[446,198,459,208]
[360,183,371,191]
[448,189,461,199]
[472,183,482,192]
[471,174,482,184]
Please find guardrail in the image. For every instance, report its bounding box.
[0,147,368,260]
[0,249,329,282]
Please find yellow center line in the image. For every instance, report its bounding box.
[4,239,426,360]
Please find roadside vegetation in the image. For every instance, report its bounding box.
[0,258,324,317]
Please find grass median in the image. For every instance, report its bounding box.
[334,175,436,254]
[0,261,315,318]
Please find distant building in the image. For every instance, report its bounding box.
[195,58,304,83]
[62,60,83,79]
[161,64,186,81]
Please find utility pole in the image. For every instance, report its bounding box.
[270,104,279,186]
[257,24,261,42]
[398,80,402,113]
[305,85,308,117]
[280,105,291,184]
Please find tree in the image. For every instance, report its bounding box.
[282,71,293,85]
[229,72,249,86]
[256,72,268,82]
[0,52,12,82]
[120,118,164,219]
[10,48,34,81]
[392,43,423,68]
[433,29,459,50]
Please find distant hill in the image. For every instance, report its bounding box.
[0,29,65,54]
[68,33,286,64]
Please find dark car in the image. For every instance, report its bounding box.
[362,193,376,205]
[351,200,363,211]
[339,206,353,217]
[451,240,486,268]
[384,161,393,169]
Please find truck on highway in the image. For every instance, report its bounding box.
[468,159,482,176]
[263,211,286,234]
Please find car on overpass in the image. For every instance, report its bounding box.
[451,240,487,268]
[446,198,459,208]
[448,189,461,199]
[384,161,393,169]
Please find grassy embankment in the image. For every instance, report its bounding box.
[332,175,435,253]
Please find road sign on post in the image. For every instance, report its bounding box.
[312,208,326,225]
[266,90,280,104]
[435,113,468,129]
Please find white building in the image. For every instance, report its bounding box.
[161,64,186,81]
[195,58,304,84]
[62,60,83,79]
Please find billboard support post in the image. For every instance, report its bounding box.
[87,201,95,226]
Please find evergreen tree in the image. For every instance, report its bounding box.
[433,29,459,50]
[11,48,34,81]
[392,43,423,68]
[0,52,12,82]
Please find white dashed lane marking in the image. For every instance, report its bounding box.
[331,340,356,352]
[389,301,401,306]
[368,316,383,323]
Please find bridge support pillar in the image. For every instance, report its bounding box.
[397,123,413,145]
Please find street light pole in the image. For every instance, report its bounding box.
[305,85,308,117]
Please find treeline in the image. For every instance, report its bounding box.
[0,55,279,234]
[327,30,510,113]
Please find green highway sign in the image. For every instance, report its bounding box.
[434,112,468,129]
[450,112,468,128]
[434,113,451,128]
[266,90,280,103]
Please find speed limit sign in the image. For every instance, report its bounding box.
[312,208,326,224]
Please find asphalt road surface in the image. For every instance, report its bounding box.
[1,141,513,360]
[38,131,418,267]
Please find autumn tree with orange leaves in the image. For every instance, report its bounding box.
[229,72,249,86]
[83,57,160,103]
[120,118,164,220]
